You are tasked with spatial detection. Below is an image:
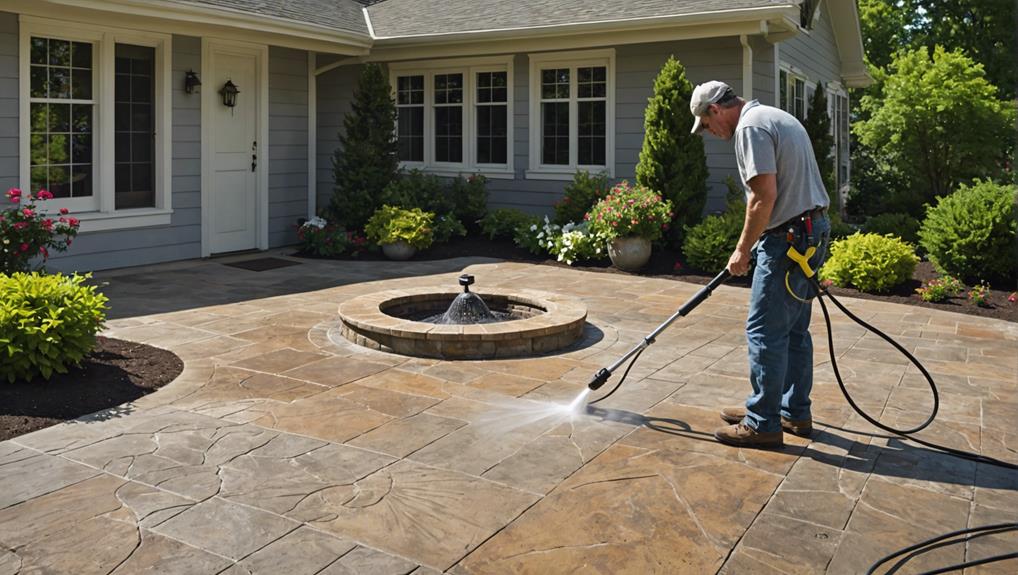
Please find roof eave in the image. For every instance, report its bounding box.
[41,0,374,52]
[825,0,874,87]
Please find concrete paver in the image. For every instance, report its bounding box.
[1,254,1015,573]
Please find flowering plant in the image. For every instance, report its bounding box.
[2,188,79,274]
[586,181,673,242]
[296,216,359,257]
[915,275,964,302]
[1009,292,1016,304]
[967,282,991,308]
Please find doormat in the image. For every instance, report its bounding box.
[223,257,303,272]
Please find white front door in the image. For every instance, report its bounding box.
[209,48,258,254]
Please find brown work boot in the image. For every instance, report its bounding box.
[719,406,814,438]
[714,423,783,448]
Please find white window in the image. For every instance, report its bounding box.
[778,66,807,121]
[19,17,172,231]
[528,49,615,180]
[828,84,851,197]
[389,56,513,177]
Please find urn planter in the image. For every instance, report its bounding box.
[381,241,417,261]
[608,236,652,271]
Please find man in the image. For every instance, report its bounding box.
[690,81,831,448]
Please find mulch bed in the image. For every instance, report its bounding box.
[0,337,183,442]
[301,234,1018,324]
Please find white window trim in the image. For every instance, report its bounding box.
[778,63,808,120]
[827,81,851,197]
[389,55,514,178]
[18,15,173,233]
[527,49,615,180]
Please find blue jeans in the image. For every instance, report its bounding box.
[742,214,830,433]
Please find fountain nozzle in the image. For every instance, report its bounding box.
[459,274,474,293]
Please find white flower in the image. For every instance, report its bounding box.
[303,216,327,229]
[530,224,537,231]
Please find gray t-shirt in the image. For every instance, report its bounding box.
[734,100,829,230]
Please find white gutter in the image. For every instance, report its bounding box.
[741,34,753,99]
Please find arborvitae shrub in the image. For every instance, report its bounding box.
[636,56,708,246]
[329,64,399,230]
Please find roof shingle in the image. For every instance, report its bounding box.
[367,0,794,39]
[186,0,370,36]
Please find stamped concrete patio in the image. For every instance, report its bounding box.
[2,253,1016,574]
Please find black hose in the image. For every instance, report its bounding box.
[587,347,646,405]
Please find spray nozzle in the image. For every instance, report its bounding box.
[588,368,611,390]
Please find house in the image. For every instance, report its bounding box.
[0,0,870,271]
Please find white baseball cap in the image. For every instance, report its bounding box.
[689,81,734,134]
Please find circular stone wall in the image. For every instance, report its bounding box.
[337,287,587,359]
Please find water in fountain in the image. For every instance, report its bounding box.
[423,274,517,324]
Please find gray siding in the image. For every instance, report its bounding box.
[268,46,309,247]
[318,38,763,219]
[316,62,360,213]
[0,12,17,191]
[50,35,204,272]
[779,5,841,89]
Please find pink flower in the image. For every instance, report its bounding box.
[40,246,49,259]
[42,218,53,230]
[13,222,28,230]
[1009,292,1017,304]
[36,190,53,200]
[59,207,69,215]
[5,188,21,201]
[22,208,33,217]
[68,217,80,227]
[19,243,29,252]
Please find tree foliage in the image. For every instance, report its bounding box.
[858,0,1016,98]
[802,83,835,203]
[854,46,1015,216]
[329,64,399,230]
[635,56,708,246]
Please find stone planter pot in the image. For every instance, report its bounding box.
[381,241,417,261]
[608,236,652,271]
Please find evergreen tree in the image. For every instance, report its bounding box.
[802,82,836,205]
[636,56,708,247]
[329,64,399,230]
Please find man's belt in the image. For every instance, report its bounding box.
[765,206,828,235]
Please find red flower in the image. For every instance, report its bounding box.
[22,208,33,217]
[36,190,54,200]
[673,261,683,272]
[42,219,53,230]
[19,243,29,252]
[13,222,28,230]
[5,188,21,202]
[59,207,69,215]
[68,217,80,227]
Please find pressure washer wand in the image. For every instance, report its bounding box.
[588,268,732,392]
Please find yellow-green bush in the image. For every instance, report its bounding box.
[819,232,918,293]
[1,272,108,382]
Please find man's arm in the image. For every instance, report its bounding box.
[727,173,777,276]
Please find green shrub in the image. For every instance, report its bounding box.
[587,181,673,242]
[380,170,452,215]
[364,205,435,250]
[682,208,744,272]
[448,174,488,226]
[819,232,919,293]
[480,208,538,240]
[431,213,467,244]
[863,212,920,245]
[918,180,1017,281]
[829,211,856,239]
[554,171,611,225]
[1,272,108,382]
[514,216,557,255]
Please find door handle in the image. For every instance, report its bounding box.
[251,140,257,172]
